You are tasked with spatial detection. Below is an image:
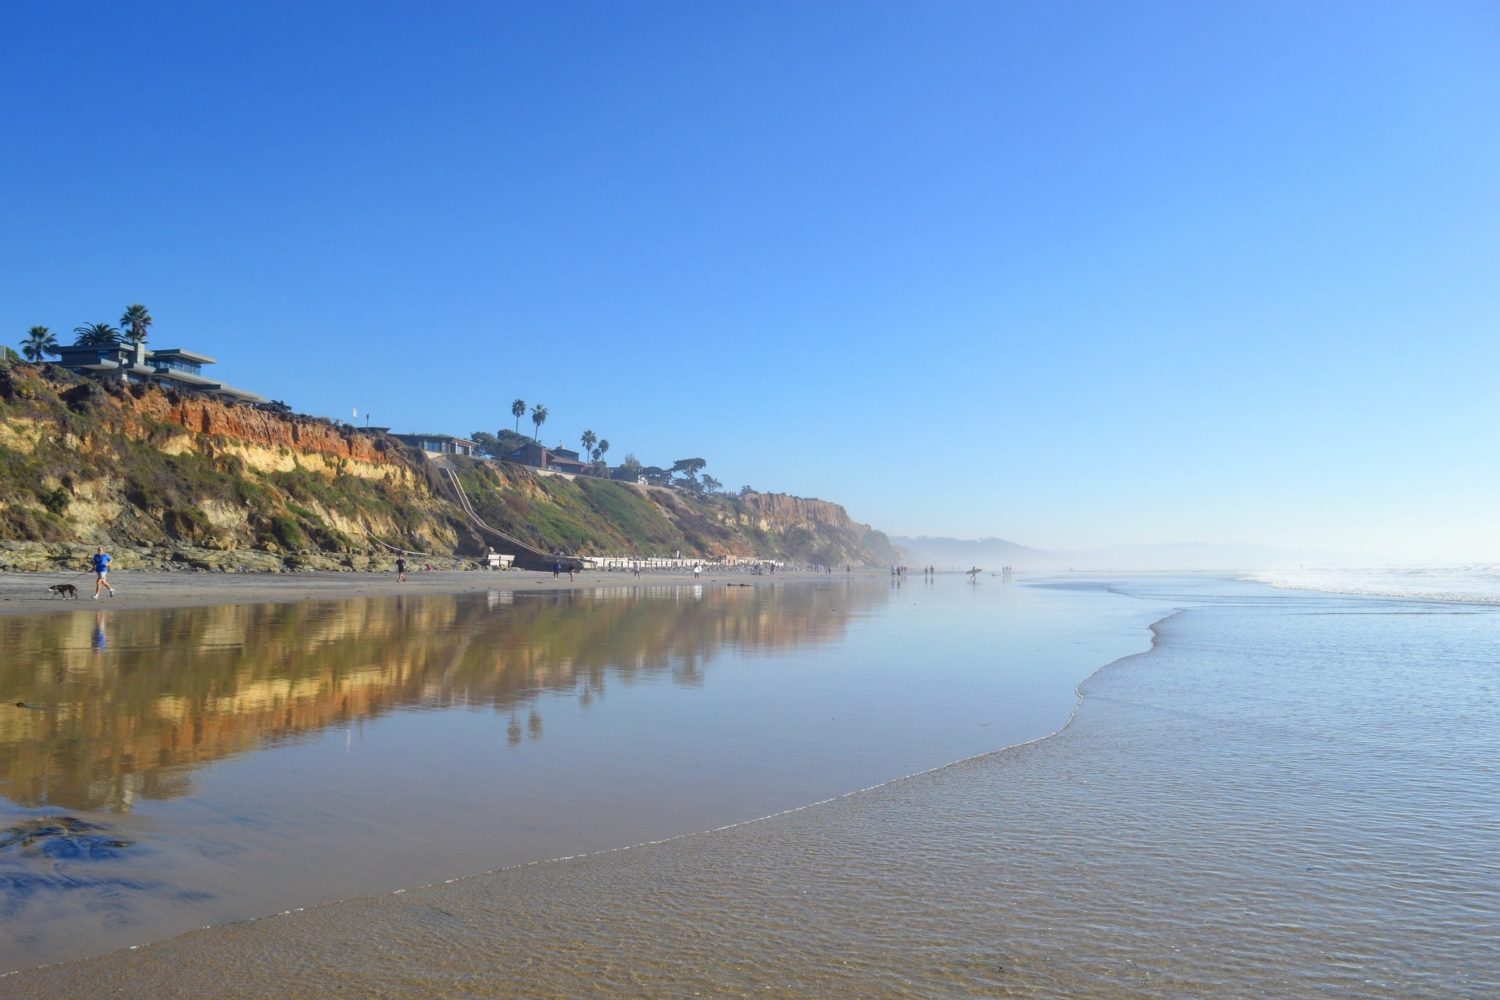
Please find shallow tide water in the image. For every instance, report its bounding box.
[5,576,1496,996]
[0,576,1167,977]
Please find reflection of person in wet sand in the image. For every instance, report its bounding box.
[92,612,107,652]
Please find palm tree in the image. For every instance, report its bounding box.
[580,430,596,460]
[511,399,526,433]
[596,439,609,463]
[21,325,59,362]
[119,303,152,345]
[531,403,548,443]
[21,325,60,364]
[73,322,121,346]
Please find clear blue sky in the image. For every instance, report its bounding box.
[3,1,1496,560]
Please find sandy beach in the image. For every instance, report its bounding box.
[4,577,1493,996]
[0,566,850,617]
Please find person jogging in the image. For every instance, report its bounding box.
[91,546,115,599]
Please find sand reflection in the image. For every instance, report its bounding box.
[0,583,874,812]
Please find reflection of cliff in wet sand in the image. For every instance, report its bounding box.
[0,583,882,811]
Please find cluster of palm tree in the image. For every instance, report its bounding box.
[580,430,610,469]
[18,304,154,362]
[511,398,555,444]
[506,398,615,473]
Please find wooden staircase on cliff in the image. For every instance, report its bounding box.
[434,462,582,573]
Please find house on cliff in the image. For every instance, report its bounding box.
[53,339,265,404]
[506,442,589,474]
[393,433,478,457]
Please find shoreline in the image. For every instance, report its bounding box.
[9,578,1490,995]
[0,579,1178,991]
[0,567,884,617]
[11,619,1178,986]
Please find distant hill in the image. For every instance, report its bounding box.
[891,536,1055,570]
[1060,541,1348,571]
[893,536,1346,572]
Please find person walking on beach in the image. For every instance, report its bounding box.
[396,557,408,583]
[91,546,115,599]
[553,560,561,579]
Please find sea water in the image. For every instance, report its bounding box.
[1248,564,1500,605]
[4,573,1496,997]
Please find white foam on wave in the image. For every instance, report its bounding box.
[1245,566,1500,605]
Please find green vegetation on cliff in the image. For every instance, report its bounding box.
[451,460,895,565]
[0,363,460,568]
[0,362,897,570]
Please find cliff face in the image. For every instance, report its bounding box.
[127,392,409,479]
[0,364,456,570]
[0,363,896,571]
[454,462,897,567]
[737,492,857,531]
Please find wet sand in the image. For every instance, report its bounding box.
[4,579,1494,997]
[7,569,1106,978]
[5,581,1494,995]
[0,567,838,617]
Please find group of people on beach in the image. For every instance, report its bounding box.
[71,545,799,596]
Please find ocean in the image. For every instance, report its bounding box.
[3,571,1496,996]
[1248,564,1500,605]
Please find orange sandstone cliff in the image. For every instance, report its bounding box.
[0,363,898,571]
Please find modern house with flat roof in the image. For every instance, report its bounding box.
[393,433,477,457]
[51,339,265,404]
[506,442,588,474]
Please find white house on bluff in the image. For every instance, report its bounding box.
[392,433,477,457]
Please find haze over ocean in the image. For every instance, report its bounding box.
[3,1,1496,559]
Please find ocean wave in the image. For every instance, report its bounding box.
[1244,566,1500,605]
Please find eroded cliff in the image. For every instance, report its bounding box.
[0,363,897,571]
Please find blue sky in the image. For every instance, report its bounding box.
[3,1,1496,560]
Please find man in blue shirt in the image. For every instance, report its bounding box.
[92,546,115,599]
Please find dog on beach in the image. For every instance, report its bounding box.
[48,583,78,599]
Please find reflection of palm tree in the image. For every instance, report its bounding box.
[511,398,525,433]
[119,303,152,345]
[74,322,121,346]
[528,709,543,741]
[21,325,58,362]
[531,404,548,443]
